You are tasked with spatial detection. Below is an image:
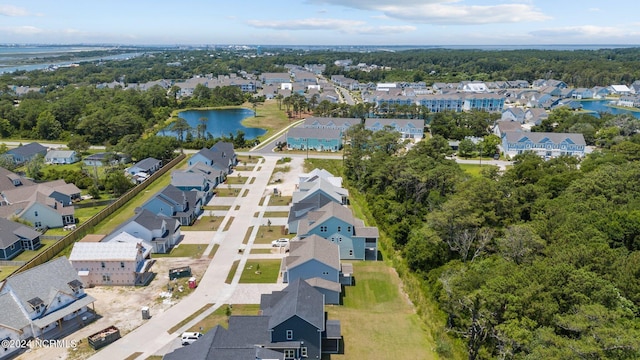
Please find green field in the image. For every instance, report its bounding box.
[239,260,280,283]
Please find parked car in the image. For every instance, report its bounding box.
[181,332,202,345]
[271,238,290,247]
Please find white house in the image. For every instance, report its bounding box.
[45,150,79,165]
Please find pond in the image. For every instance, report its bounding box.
[579,100,640,119]
[160,108,266,140]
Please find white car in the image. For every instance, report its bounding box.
[271,238,289,247]
[181,332,202,345]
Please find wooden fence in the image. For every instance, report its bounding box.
[9,153,186,276]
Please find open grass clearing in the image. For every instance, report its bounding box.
[168,303,215,334]
[187,304,261,333]
[327,262,436,360]
[239,260,280,283]
[458,163,498,177]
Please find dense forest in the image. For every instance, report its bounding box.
[342,122,640,359]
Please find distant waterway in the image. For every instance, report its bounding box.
[579,99,640,119]
[0,52,142,74]
[160,108,265,140]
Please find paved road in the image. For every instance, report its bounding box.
[88,156,285,360]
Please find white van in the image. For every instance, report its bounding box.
[181,332,202,345]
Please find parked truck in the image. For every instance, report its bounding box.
[88,325,121,350]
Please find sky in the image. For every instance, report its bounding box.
[1,0,640,46]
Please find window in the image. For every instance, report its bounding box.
[34,211,38,217]
[347,226,351,232]
[102,275,111,282]
[349,249,354,256]
[101,262,106,268]
[320,226,327,232]
[337,226,341,232]
[286,329,293,340]
[284,349,295,359]
[120,262,125,268]
[34,221,42,228]
[301,347,308,357]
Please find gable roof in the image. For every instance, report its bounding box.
[7,142,47,157]
[285,235,340,271]
[261,278,324,331]
[45,150,76,159]
[0,217,40,249]
[0,167,35,192]
[287,127,341,140]
[132,157,160,171]
[504,131,586,146]
[69,242,143,262]
[0,292,30,332]
[3,257,86,311]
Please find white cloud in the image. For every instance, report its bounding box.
[247,18,365,31]
[588,8,600,12]
[0,5,29,16]
[3,25,43,34]
[307,0,550,25]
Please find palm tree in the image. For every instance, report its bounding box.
[197,117,207,139]
[170,117,191,142]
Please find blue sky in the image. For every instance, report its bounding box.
[1,0,639,46]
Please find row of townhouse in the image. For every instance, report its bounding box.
[0,257,96,359]
[285,117,426,152]
[365,92,506,113]
[494,120,587,159]
[66,142,237,287]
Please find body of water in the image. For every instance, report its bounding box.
[579,100,640,119]
[161,108,265,140]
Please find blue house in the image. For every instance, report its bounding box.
[210,141,237,168]
[0,218,42,260]
[302,117,359,134]
[297,202,379,260]
[364,118,425,139]
[501,131,586,159]
[286,127,342,152]
[188,148,231,175]
[5,142,47,165]
[140,185,202,226]
[163,278,342,359]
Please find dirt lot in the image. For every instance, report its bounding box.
[269,157,304,197]
[18,256,210,360]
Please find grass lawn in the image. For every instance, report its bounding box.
[305,158,344,176]
[0,266,19,281]
[458,163,498,177]
[187,304,261,333]
[268,195,291,206]
[202,205,231,211]
[92,158,187,234]
[241,100,292,142]
[242,226,254,245]
[327,262,436,360]
[152,244,207,258]
[253,226,289,244]
[168,303,215,334]
[249,248,273,254]
[225,261,239,284]
[214,188,240,197]
[262,211,289,217]
[182,216,224,231]
[239,260,280,283]
[12,239,57,262]
[226,175,248,185]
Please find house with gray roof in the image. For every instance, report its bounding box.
[163,278,341,360]
[210,141,237,168]
[102,208,181,253]
[140,185,202,226]
[127,157,161,178]
[188,148,232,175]
[44,150,79,165]
[281,235,342,304]
[296,202,379,260]
[286,127,342,152]
[4,142,47,165]
[0,257,95,346]
[501,131,586,159]
[0,167,34,192]
[0,217,41,260]
[364,118,425,139]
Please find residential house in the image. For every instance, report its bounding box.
[4,142,47,165]
[140,185,202,226]
[286,127,342,152]
[415,94,464,113]
[0,167,34,192]
[210,141,238,169]
[524,108,549,126]
[0,181,79,229]
[127,157,161,178]
[185,162,225,188]
[289,175,349,234]
[44,150,79,165]
[364,118,425,139]
[592,86,611,99]
[83,152,129,167]
[102,208,181,254]
[462,93,505,112]
[609,84,632,95]
[69,241,152,286]
[281,235,342,304]
[296,202,379,260]
[163,279,342,360]
[501,108,526,123]
[0,217,41,260]
[298,168,342,188]
[302,117,360,134]
[501,131,586,158]
[261,72,291,86]
[188,148,232,175]
[0,256,95,356]
[572,88,594,99]
[493,120,524,137]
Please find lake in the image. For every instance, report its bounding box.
[580,99,640,119]
[160,108,266,140]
